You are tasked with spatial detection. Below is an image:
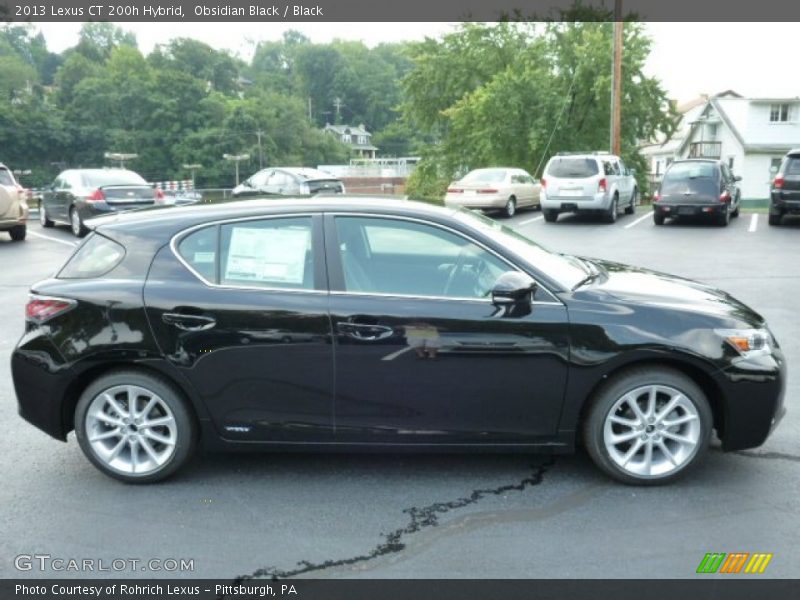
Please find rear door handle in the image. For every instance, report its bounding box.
[162,313,216,331]
[337,322,394,341]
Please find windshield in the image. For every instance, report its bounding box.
[453,208,587,289]
[546,157,599,178]
[0,168,15,186]
[461,169,508,183]
[83,170,148,187]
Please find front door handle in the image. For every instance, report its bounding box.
[162,313,216,331]
[337,322,394,341]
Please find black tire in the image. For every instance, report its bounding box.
[543,209,559,223]
[40,205,54,228]
[74,370,197,484]
[603,195,618,224]
[717,206,730,227]
[625,188,637,215]
[653,211,665,226]
[582,367,712,486]
[768,213,782,226]
[9,224,26,241]
[69,206,87,237]
[731,199,740,218]
[503,196,517,218]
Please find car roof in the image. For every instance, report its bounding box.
[88,196,458,238]
[61,168,140,175]
[275,167,340,180]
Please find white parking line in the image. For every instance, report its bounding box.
[624,211,654,229]
[519,215,544,225]
[27,230,77,247]
[748,213,759,233]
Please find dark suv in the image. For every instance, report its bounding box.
[653,159,741,226]
[769,149,800,226]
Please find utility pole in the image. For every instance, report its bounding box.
[610,0,623,155]
[182,164,202,190]
[255,131,265,170]
[333,97,343,122]
[223,153,250,186]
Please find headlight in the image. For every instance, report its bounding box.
[715,328,771,359]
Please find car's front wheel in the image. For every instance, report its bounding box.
[40,205,54,228]
[582,367,712,485]
[503,196,516,218]
[74,370,197,483]
[9,224,26,241]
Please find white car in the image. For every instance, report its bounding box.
[444,168,541,218]
[0,163,28,241]
[540,152,637,224]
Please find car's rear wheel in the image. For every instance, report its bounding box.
[768,213,782,226]
[9,224,26,241]
[717,205,730,227]
[625,188,637,215]
[503,196,516,218]
[604,195,618,223]
[40,205,54,228]
[583,367,712,485]
[653,212,665,226]
[543,209,559,223]
[731,198,740,218]
[70,206,87,237]
[74,370,197,483]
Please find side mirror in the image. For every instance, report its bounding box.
[491,271,537,307]
[734,175,742,182]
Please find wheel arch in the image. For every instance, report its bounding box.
[574,357,726,443]
[61,361,205,438]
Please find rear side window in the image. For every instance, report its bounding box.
[177,226,218,282]
[784,156,800,176]
[546,158,599,178]
[0,168,15,186]
[59,234,125,279]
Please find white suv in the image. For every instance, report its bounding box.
[540,152,637,223]
[0,163,28,241]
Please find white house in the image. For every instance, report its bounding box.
[323,123,379,159]
[642,91,800,200]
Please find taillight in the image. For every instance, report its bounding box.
[652,191,660,202]
[719,191,731,203]
[477,189,499,194]
[773,176,785,189]
[447,188,463,194]
[25,295,75,323]
[87,188,105,202]
[598,178,608,193]
[540,178,547,189]
[154,188,165,202]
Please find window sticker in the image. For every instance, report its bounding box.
[225,226,309,284]
[193,252,215,264]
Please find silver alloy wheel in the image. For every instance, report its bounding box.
[39,205,47,226]
[603,384,701,478]
[70,208,82,236]
[85,385,178,476]
[506,198,516,217]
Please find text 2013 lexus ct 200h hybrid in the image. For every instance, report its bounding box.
[11,198,786,484]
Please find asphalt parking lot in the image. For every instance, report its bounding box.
[0,206,798,580]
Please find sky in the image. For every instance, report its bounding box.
[32,21,800,104]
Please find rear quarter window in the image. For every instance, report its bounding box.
[784,156,800,176]
[59,234,126,279]
[546,158,599,178]
[177,226,218,282]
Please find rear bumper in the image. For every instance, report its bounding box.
[714,349,787,452]
[654,203,727,217]
[770,194,800,215]
[0,201,29,230]
[541,192,609,211]
[445,194,508,210]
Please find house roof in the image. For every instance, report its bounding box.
[324,123,372,137]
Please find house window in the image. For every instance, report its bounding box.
[341,135,349,143]
[769,103,791,122]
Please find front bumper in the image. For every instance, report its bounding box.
[714,349,787,451]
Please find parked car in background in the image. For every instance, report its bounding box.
[40,168,161,237]
[444,168,540,218]
[653,159,741,227]
[769,148,800,226]
[540,152,637,223]
[0,163,29,241]
[232,167,345,199]
[12,198,785,485]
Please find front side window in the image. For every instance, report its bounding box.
[335,216,510,299]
